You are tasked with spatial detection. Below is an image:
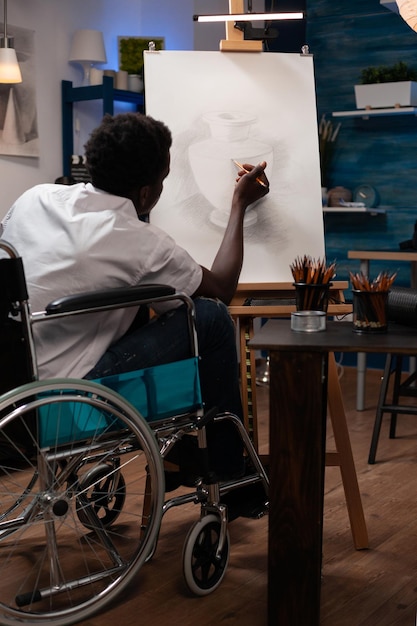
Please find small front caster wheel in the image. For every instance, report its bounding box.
[182,514,229,596]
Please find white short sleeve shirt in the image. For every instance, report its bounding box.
[1,183,202,379]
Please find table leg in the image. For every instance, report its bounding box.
[268,349,327,626]
[355,258,370,411]
[356,352,367,411]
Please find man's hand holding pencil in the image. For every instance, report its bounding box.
[232,160,270,208]
[233,160,269,189]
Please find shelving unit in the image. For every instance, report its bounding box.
[61,77,144,176]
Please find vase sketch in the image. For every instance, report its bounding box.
[2,87,25,145]
[188,111,273,228]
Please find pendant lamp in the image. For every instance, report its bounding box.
[0,0,22,84]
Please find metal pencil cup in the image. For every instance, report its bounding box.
[293,282,331,312]
[352,290,389,333]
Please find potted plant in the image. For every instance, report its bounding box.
[118,36,164,92]
[354,61,417,109]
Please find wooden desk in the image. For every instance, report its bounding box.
[229,283,370,552]
[249,320,417,626]
[348,250,417,410]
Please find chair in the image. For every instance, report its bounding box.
[0,239,268,625]
[368,286,417,464]
[368,354,417,464]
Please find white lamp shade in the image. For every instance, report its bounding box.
[0,47,22,83]
[69,29,107,63]
[396,0,417,31]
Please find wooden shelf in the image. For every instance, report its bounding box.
[323,207,386,215]
[332,107,417,119]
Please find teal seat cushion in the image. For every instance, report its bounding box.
[38,357,202,447]
[94,357,202,422]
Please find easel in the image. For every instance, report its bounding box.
[202,8,368,549]
[216,6,367,548]
[229,283,369,550]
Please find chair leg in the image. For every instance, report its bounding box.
[327,353,369,550]
[368,354,392,464]
[389,355,402,439]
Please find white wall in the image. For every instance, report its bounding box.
[0,0,196,218]
[0,0,264,218]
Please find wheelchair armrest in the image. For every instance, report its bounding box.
[45,284,176,315]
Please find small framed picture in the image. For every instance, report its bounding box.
[118,36,165,76]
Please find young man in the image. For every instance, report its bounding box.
[1,112,269,480]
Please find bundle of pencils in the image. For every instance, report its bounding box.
[290,256,336,311]
[350,271,396,331]
[349,271,397,292]
[290,256,336,285]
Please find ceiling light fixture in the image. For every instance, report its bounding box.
[193,12,304,23]
[0,0,22,84]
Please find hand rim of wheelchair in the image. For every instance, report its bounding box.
[0,378,165,626]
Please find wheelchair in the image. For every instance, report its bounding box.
[0,239,268,626]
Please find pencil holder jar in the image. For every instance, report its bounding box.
[293,282,332,312]
[352,290,389,333]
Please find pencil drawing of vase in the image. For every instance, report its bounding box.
[188,111,273,228]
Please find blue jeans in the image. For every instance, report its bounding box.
[85,298,244,476]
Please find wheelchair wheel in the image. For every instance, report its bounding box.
[182,514,230,596]
[0,378,164,626]
[76,463,126,528]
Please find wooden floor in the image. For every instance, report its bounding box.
[80,365,417,626]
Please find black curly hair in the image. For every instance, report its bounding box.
[84,112,172,196]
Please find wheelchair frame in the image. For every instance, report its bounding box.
[0,239,268,625]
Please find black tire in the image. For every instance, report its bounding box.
[76,463,126,528]
[182,514,229,596]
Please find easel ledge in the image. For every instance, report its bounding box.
[230,280,351,317]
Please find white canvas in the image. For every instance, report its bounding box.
[144,50,324,284]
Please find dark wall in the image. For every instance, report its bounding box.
[308,0,417,203]
[265,0,417,287]
[308,0,417,287]
[264,0,307,52]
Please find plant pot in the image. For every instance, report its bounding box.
[354,81,417,109]
[128,74,144,93]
